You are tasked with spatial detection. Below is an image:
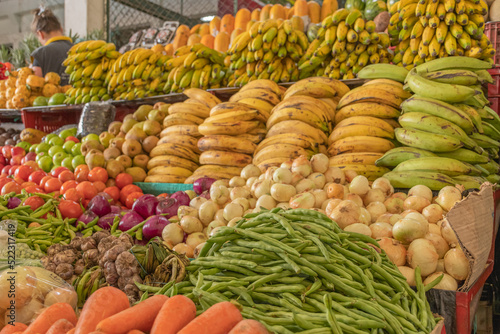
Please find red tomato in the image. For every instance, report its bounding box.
[60,180,78,194]
[115,173,133,190]
[50,166,69,178]
[58,200,83,219]
[23,196,45,211]
[93,181,106,193]
[1,165,10,176]
[58,170,75,183]
[13,177,24,185]
[82,199,90,209]
[106,178,116,188]
[10,155,22,166]
[74,165,89,175]
[63,188,83,202]
[21,182,37,189]
[158,193,169,198]
[14,165,33,182]
[76,181,98,200]
[88,167,108,183]
[75,171,89,182]
[2,182,21,195]
[104,186,120,203]
[2,146,12,159]
[24,186,43,194]
[44,178,62,193]
[9,166,19,176]
[11,146,25,157]
[39,176,53,189]
[0,177,11,190]
[120,184,142,204]
[29,170,47,185]
[65,136,79,143]
[126,191,144,209]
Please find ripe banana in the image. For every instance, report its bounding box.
[337,87,404,109]
[436,148,490,163]
[383,171,456,190]
[210,102,256,117]
[199,120,260,136]
[267,107,329,132]
[329,116,394,144]
[394,157,481,176]
[229,88,281,106]
[329,152,384,166]
[375,147,437,167]
[328,136,395,155]
[149,143,199,162]
[253,144,308,166]
[406,68,478,103]
[204,109,260,124]
[283,81,337,99]
[257,157,291,171]
[239,79,283,98]
[236,98,275,113]
[335,102,401,123]
[395,127,464,152]
[401,95,475,134]
[157,135,200,153]
[147,155,199,172]
[236,133,266,144]
[163,113,204,127]
[199,150,253,167]
[294,77,350,98]
[168,102,210,118]
[197,135,256,154]
[145,175,188,183]
[160,124,201,138]
[147,166,193,177]
[255,133,318,155]
[266,120,329,144]
[183,88,222,108]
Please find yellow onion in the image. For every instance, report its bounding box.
[372,177,394,197]
[344,223,372,237]
[444,248,470,281]
[328,200,361,229]
[422,204,444,224]
[398,266,416,286]
[291,155,312,177]
[370,222,393,238]
[324,167,345,184]
[393,218,429,244]
[383,197,404,214]
[366,201,387,222]
[363,188,386,206]
[424,272,458,291]
[435,186,462,211]
[379,237,407,266]
[425,232,450,259]
[349,175,370,195]
[407,239,439,276]
[440,219,459,247]
[408,185,433,201]
[310,153,329,173]
[403,196,431,212]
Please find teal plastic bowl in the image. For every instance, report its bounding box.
[134,182,194,196]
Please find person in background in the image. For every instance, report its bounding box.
[31,7,73,85]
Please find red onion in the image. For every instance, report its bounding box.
[199,190,211,200]
[98,213,120,230]
[156,198,180,218]
[132,194,159,219]
[193,177,216,195]
[170,191,190,206]
[118,211,144,231]
[142,215,170,240]
[77,210,98,225]
[97,191,114,204]
[88,195,112,217]
[7,197,21,209]
[110,205,122,214]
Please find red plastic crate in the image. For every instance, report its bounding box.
[488,68,500,97]
[489,97,499,116]
[485,22,500,65]
[21,107,82,133]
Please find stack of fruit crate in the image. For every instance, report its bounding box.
[485,22,500,115]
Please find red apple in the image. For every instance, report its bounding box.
[11,146,25,157]
[1,165,10,175]
[23,152,37,162]
[2,146,12,159]
[65,136,79,143]
[10,155,22,166]
[50,166,69,178]
[0,155,6,166]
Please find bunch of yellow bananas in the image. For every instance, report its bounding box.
[225,19,309,86]
[63,40,119,104]
[163,43,227,93]
[298,8,392,80]
[106,48,171,101]
[252,77,348,170]
[188,80,279,181]
[389,0,494,68]
[146,89,221,183]
[329,69,413,180]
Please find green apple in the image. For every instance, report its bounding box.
[52,152,68,166]
[71,143,82,156]
[72,155,86,169]
[38,156,53,172]
[36,152,47,163]
[82,134,100,143]
[61,157,74,171]
[29,144,38,153]
[69,128,77,136]
[63,141,76,154]
[59,129,74,140]
[49,136,64,147]
[44,134,57,143]
[36,142,51,154]
[16,141,30,152]
[48,145,64,157]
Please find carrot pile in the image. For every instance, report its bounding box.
[0,287,269,334]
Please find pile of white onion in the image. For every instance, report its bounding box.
[161,154,469,291]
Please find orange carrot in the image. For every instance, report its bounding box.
[127,331,145,334]
[150,295,196,334]
[67,329,75,334]
[46,319,75,334]
[74,287,130,334]
[24,303,77,334]
[228,319,269,334]
[177,301,243,334]
[96,295,168,334]
[0,323,28,334]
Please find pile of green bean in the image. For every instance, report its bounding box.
[147,208,441,334]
